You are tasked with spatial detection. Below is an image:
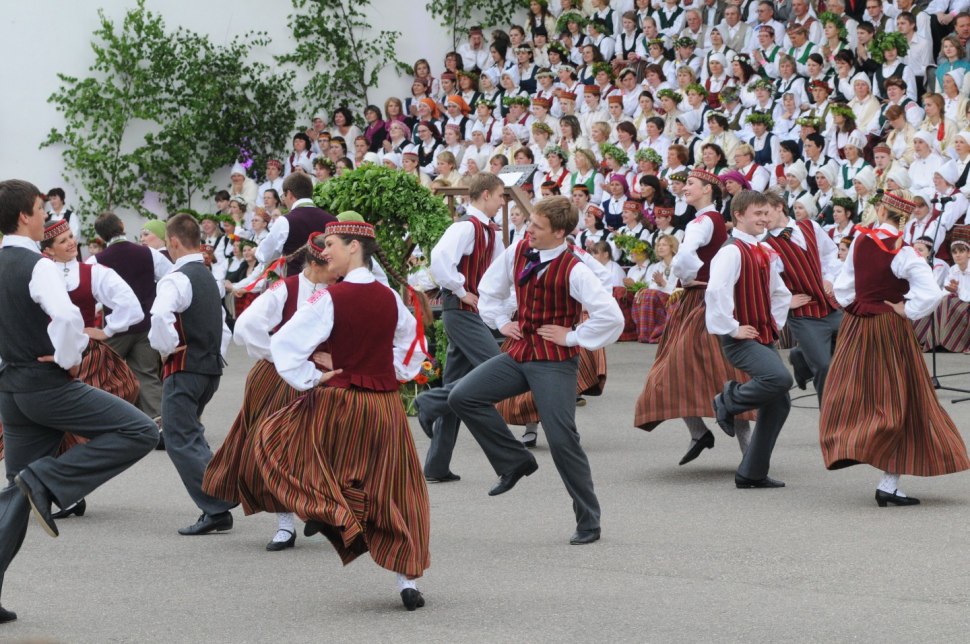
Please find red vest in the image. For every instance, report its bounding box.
[846,234,910,317]
[733,239,778,344]
[693,209,728,285]
[507,244,582,362]
[270,275,302,334]
[325,281,399,391]
[456,217,497,312]
[765,219,835,319]
[68,262,98,328]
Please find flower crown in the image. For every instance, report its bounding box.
[556,11,587,33]
[674,36,696,49]
[657,88,682,103]
[548,41,570,58]
[868,31,909,64]
[745,112,774,129]
[503,95,531,108]
[635,148,663,165]
[685,82,708,97]
[600,142,630,166]
[591,62,615,80]
[828,102,857,120]
[545,144,569,161]
[749,78,775,92]
[473,97,496,110]
[795,115,823,129]
[818,11,848,41]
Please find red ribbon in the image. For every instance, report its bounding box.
[403,286,428,366]
[938,120,945,143]
[242,257,287,292]
[852,225,904,255]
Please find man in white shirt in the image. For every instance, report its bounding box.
[719,5,753,54]
[457,25,490,71]
[255,159,285,208]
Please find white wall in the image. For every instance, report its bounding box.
[0,0,472,226]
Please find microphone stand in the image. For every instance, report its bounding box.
[925,198,970,398]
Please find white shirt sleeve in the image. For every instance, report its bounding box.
[571,245,613,290]
[833,237,858,309]
[150,247,174,280]
[769,253,792,330]
[704,244,742,337]
[478,241,520,330]
[255,216,290,265]
[564,263,625,350]
[672,215,714,284]
[30,258,89,370]
[270,290,333,390]
[148,272,192,360]
[429,220,476,297]
[233,282,288,361]
[892,246,946,320]
[811,220,843,283]
[90,263,144,337]
[391,290,425,382]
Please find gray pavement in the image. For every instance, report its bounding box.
[3,343,970,643]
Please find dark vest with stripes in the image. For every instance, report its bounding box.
[325,281,399,391]
[765,219,835,319]
[282,206,337,277]
[845,235,909,317]
[508,243,582,362]
[0,247,72,392]
[443,216,497,312]
[751,133,775,166]
[692,209,728,286]
[730,239,778,344]
[96,241,155,334]
[162,261,224,379]
[69,262,98,327]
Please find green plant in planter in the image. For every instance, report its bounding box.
[313,165,452,282]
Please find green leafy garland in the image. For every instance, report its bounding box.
[818,12,847,41]
[868,31,909,64]
[556,11,588,34]
[600,142,630,167]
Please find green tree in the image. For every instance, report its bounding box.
[277,0,410,121]
[425,0,528,52]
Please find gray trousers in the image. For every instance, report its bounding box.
[719,338,793,481]
[105,331,163,418]
[162,372,234,516]
[417,307,500,478]
[0,381,157,598]
[787,310,842,403]
[448,354,600,531]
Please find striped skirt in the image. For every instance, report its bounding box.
[914,296,970,353]
[242,386,431,578]
[0,340,139,460]
[632,289,670,344]
[634,287,754,431]
[820,312,970,476]
[497,341,608,426]
[613,286,639,342]
[202,359,303,509]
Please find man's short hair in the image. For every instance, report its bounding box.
[0,180,43,235]
[47,187,66,201]
[731,190,769,218]
[533,195,578,233]
[94,212,125,242]
[763,191,786,209]
[468,172,504,201]
[282,172,314,200]
[214,190,231,202]
[805,133,826,149]
[857,22,875,35]
[166,213,202,250]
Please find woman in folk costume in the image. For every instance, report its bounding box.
[940,69,969,131]
[0,219,143,519]
[914,227,970,352]
[243,217,432,610]
[203,233,337,552]
[918,93,958,159]
[820,191,970,506]
[908,131,945,200]
[633,169,753,465]
[839,132,872,200]
[631,223,679,344]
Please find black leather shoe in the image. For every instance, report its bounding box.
[51,498,86,520]
[521,428,538,448]
[875,489,920,507]
[14,470,58,538]
[735,474,786,488]
[178,511,233,535]
[569,528,601,545]
[401,588,425,611]
[576,397,587,407]
[679,430,715,465]
[266,529,296,551]
[789,351,809,391]
[713,387,735,437]
[425,472,461,483]
[0,605,16,624]
[304,519,325,537]
[488,459,538,496]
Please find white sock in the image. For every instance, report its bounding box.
[524,422,539,435]
[735,421,752,455]
[273,513,296,541]
[396,573,417,592]
[685,417,709,441]
[877,472,905,496]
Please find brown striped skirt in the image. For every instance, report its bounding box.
[914,295,970,353]
[202,359,303,509]
[0,340,139,460]
[632,288,670,344]
[819,311,970,476]
[242,385,431,578]
[634,287,754,431]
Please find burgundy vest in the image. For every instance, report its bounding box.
[325,281,399,391]
[282,206,337,276]
[765,219,835,319]
[507,244,582,362]
[95,241,156,334]
[693,209,728,286]
[846,234,910,317]
[732,240,778,344]
[68,262,98,328]
[455,217,498,312]
[270,275,302,334]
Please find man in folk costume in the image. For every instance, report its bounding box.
[708,190,793,488]
[734,143,771,193]
[764,191,843,401]
[0,180,157,624]
[655,0,686,42]
[92,212,173,443]
[751,25,783,79]
[803,133,837,194]
[458,25,490,72]
[198,213,231,286]
[820,190,969,507]
[718,5,752,54]
[449,196,624,545]
[782,0,823,48]
[680,10,710,56]
[149,214,234,535]
[634,169,753,464]
[415,173,505,483]
[255,172,337,278]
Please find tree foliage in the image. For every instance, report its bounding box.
[278,0,410,121]
[425,0,529,52]
[312,165,452,281]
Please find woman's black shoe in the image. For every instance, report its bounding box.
[51,498,86,519]
[875,489,920,507]
[400,588,425,611]
[0,605,16,623]
[266,529,296,551]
